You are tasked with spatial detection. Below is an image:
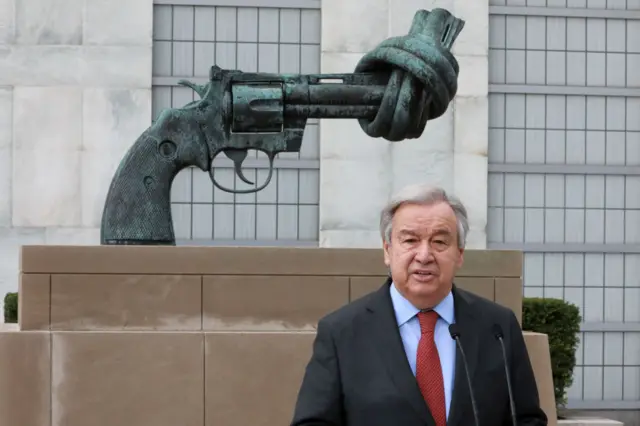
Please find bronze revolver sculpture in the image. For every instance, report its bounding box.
[100,8,465,246]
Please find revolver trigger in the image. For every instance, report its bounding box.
[223,149,253,185]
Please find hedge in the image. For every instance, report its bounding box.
[4,292,17,324]
[522,297,581,409]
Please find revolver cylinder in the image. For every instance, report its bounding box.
[231,83,283,133]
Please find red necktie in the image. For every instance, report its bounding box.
[416,310,447,426]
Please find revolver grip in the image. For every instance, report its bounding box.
[100,109,210,245]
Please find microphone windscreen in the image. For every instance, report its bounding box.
[448,323,461,338]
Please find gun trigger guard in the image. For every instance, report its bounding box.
[208,149,277,194]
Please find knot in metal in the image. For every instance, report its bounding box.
[353,8,463,142]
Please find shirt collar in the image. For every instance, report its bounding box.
[389,281,455,327]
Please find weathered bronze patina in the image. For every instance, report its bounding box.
[100,8,465,246]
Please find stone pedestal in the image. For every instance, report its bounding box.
[0,246,544,426]
[525,332,559,426]
[318,0,489,249]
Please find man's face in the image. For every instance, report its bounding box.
[383,201,464,309]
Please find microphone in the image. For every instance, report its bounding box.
[448,324,480,426]
[493,324,517,426]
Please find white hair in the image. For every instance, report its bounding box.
[379,184,469,249]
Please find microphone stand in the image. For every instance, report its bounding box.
[493,324,517,426]
[448,324,480,426]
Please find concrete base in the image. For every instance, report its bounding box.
[0,246,559,426]
[524,332,558,426]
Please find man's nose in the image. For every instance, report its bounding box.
[414,241,431,262]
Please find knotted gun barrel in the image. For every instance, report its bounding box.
[100,8,465,245]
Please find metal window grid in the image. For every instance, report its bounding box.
[488,0,640,10]
[151,2,321,245]
[488,5,640,408]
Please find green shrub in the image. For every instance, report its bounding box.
[522,297,581,409]
[4,292,17,323]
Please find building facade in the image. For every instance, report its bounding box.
[0,0,638,416]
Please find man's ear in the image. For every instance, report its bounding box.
[456,248,465,268]
[383,240,391,267]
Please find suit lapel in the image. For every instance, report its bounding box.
[366,279,436,426]
[447,285,480,426]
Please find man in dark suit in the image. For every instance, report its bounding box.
[290,184,548,426]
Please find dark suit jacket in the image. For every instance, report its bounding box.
[290,279,548,426]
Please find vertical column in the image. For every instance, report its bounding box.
[319,0,489,248]
[79,0,153,240]
[452,0,490,249]
[318,0,392,248]
[10,0,86,232]
[0,0,13,232]
[6,0,153,242]
[0,87,11,229]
